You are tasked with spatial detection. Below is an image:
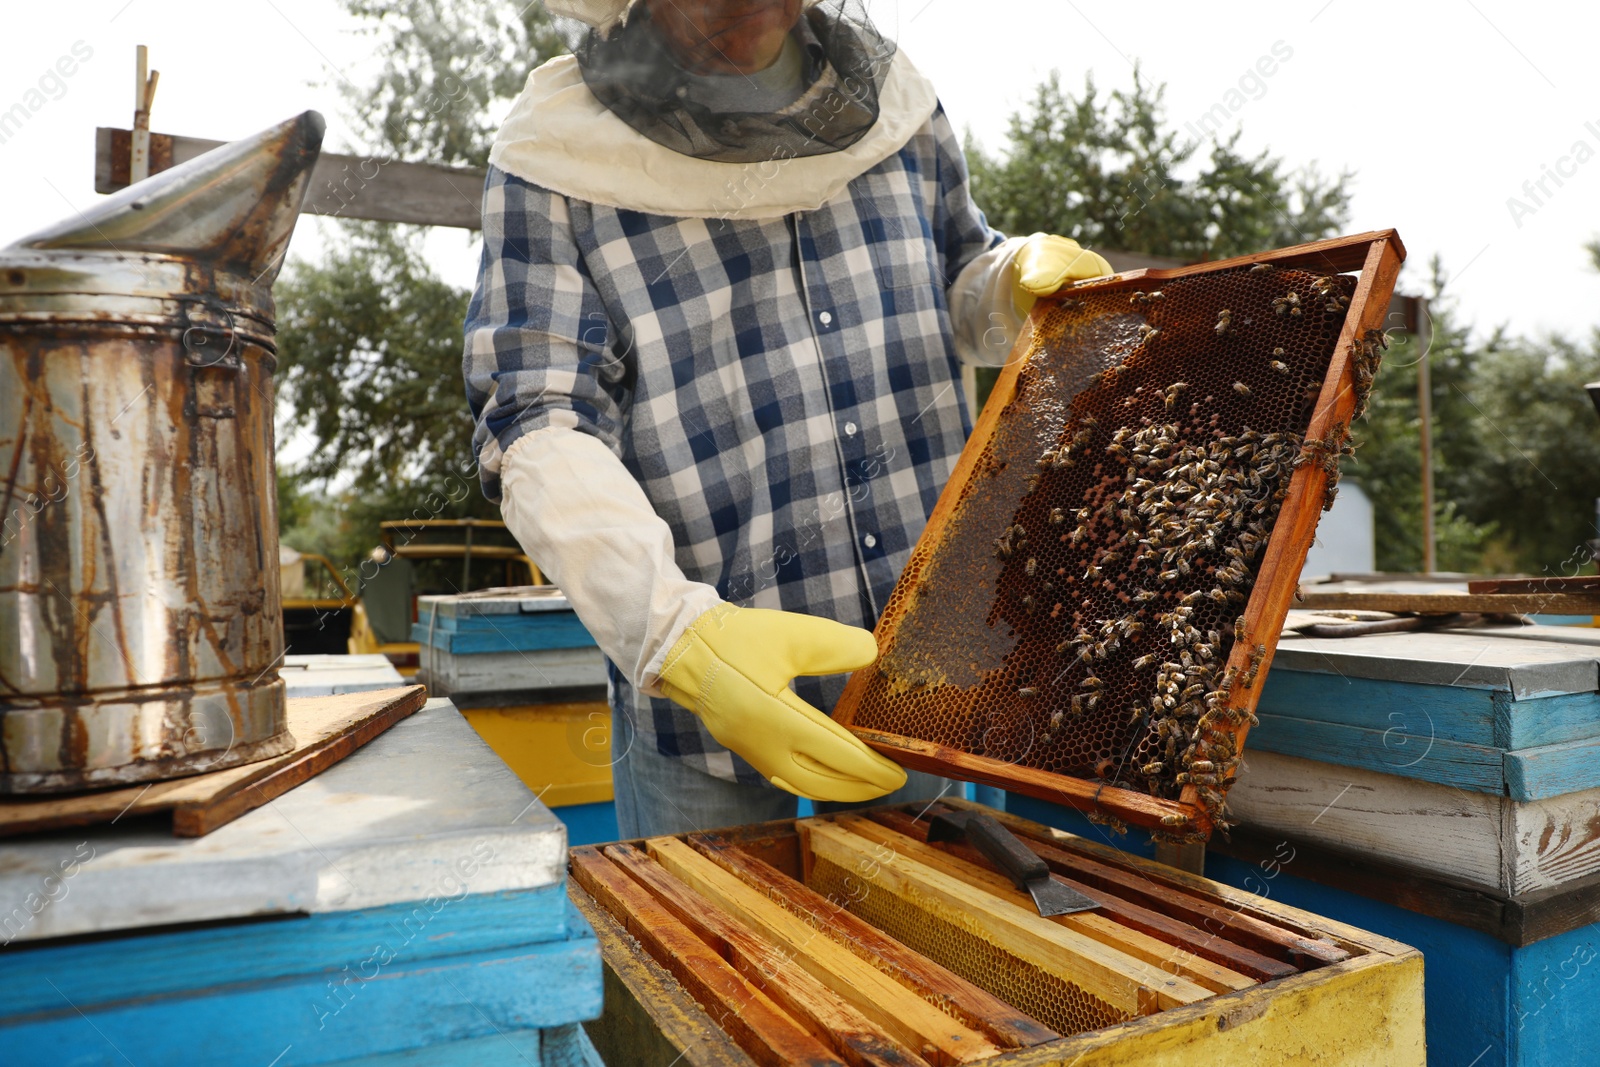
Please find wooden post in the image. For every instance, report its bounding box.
[1417,301,1436,574]
[130,46,158,185]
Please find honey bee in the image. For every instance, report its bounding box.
[1234,616,1248,641]
[1247,263,1275,275]
[1215,309,1233,335]
[1023,596,1037,613]
[1143,761,1165,776]
[1138,323,1161,345]
[1081,675,1104,689]
[1233,381,1252,397]
[1018,687,1038,698]
[1050,507,1065,525]
[1133,654,1156,670]
[1269,360,1290,375]
[1191,759,1215,774]
[1070,526,1088,545]
[1025,557,1038,576]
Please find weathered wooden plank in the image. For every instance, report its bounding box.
[96,127,487,229]
[412,614,597,653]
[2,926,599,1067]
[932,802,1352,966]
[570,848,845,1067]
[0,687,426,837]
[1226,750,1505,891]
[1496,690,1600,751]
[646,836,1000,1064]
[803,819,1215,1013]
[0,885,569,1015]
[835,814,1254,994]
[1505,734,1600,801]
[687,833,1058,1049]
[862,808,1295,983]
[568,881,753,1067]
[1258,669,1499,745]
[1271,627,1600,699]
[1297,590,1600,615]
[605,844,930,1067]
[1248,712,1507,794]
[419,645,608,697]
[1513,788,1600,894]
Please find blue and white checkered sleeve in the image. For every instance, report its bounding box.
[929,104,1007,287]
[463,166,628,503]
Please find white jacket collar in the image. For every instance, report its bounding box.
[488,51,938,220]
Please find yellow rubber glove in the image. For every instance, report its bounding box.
[1013,233,1115,316]
[657,604,907,802]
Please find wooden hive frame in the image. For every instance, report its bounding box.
[568,800,1425,1066]
[834,231,1406,837]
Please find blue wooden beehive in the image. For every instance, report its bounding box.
[1005,619,1600,1067]
[414,588,606,700]
[0,699,602,1066]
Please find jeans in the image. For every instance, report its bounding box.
[610,703,961,839]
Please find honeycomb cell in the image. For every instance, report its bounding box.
[847,265,1367,819]
[807,855,1131,1036]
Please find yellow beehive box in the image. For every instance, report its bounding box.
[569,799,1425,1066]
[462,701,613,808]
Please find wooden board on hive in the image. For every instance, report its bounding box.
[0,686,426,838]
[832,232,1406,838]
[569,801,1425,1066]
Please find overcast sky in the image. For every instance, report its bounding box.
[2,1,1594,346]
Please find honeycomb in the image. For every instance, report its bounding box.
[847,265,1377,825]
[807,855,1130,1036]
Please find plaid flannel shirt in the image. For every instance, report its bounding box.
[465,103,1004,784]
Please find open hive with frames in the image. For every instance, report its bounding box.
[835,231,1406,840]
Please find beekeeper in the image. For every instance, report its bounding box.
[464,0,1111,837]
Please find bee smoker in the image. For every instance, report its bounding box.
[0,112,324,792]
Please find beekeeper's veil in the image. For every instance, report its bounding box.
[545,0,897,164]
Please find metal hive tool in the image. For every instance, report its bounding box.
[835,232,1405,839]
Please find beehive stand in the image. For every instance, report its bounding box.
[834,232,1405,837]
[569,800,1425,1065]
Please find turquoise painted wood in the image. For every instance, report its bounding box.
[1248,711,1507,793]
[1258,669,1600,750]
[1250,706,1600,800]
[3,903,600,1067]
[0,886,568,1015]
[416,603,586,636]
[556,801,619,847]
[412,615,597,654]
[323,1025,598,1066]
[1505,734,1600,801]
[1006,792,1599,1067]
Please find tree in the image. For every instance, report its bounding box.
[1351,256,1600,576]
[966,70,1353,260]
[274,0,569,570]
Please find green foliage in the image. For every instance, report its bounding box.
[275,222,494,568]
[1351,259,1600,575]
[274,2,569,567]
[340,0,571,167]
[966,70,1353,260]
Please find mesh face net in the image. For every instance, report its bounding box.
[846,265,1362,817]
[569,1,895,163]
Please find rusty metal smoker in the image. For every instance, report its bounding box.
[0,112,324,792]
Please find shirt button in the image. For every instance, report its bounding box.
[863,534,877,548]
[844,421,858,436]
[819,311,833,326]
